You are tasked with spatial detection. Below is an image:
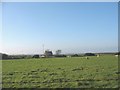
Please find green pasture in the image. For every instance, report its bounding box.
[2,55,118,88]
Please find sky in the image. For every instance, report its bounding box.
[0,3,2,53]
[1,2,118,55]
[1,0,119,2]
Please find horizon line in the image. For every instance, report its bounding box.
[0,51,118,55]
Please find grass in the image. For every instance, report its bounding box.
[2,55,118,88]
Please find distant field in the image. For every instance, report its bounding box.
[2,55,118,88]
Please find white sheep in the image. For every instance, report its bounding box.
[115,55,118,57]
[97,55,100,57]
[85,57,89,59]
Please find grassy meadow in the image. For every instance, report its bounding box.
[2,55,118,88]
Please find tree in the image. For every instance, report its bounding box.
[56,50,61,55]
[1,53,9,59]
[71,54,79,57]
[84,53,96,56]
[32,55,39,58]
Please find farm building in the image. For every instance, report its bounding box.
[44,50,53,57]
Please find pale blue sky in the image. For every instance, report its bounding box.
[1,2,118,54]
[0,3,2,52]
[1,0,119,2]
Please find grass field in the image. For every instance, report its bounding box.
[2,55,118,88]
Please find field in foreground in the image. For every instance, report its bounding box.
[2,55,118,88]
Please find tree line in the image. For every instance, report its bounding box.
[1,51,119,60]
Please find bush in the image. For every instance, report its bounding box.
[84,53,96,56]
[32,55,39,58]
[71,54,79,57]
[115,52,120,55]
[54,55,66,57]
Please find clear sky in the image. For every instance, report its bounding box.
[1,2,118,55]
[0,3,2,52]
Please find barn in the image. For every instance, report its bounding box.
[44,50,53,57]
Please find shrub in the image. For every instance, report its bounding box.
[32,55,39,58]
[84,53,96,56]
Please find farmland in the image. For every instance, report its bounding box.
[2,55,118,88]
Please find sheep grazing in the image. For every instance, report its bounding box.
[85,57,89,59]
[67,55,71,58]
[97,55,100,57]
[115,55,118,57]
